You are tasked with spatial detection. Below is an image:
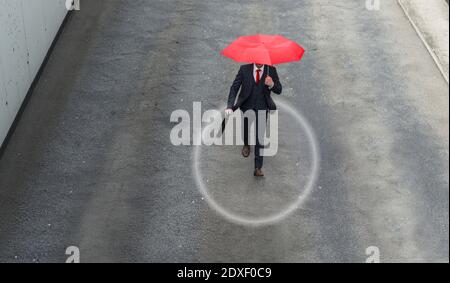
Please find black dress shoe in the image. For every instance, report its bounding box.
[242,145,250,158]
[254,168,264,177]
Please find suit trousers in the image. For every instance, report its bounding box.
[243,109,268,169]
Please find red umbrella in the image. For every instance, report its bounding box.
[221,34,305,66]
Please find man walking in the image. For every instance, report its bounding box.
[225,63,282,177]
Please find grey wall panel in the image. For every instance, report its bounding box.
[0,56,9,145]
[42,0,67,43]
[0,0,31,119]
[0,0,68,147]
[21,0,48,78]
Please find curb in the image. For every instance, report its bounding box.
[398,0,449,84]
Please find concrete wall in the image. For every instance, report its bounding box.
[0,0,68,147]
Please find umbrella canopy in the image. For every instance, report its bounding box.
[221,34,305,66]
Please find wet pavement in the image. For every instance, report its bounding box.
[0,0,448,263]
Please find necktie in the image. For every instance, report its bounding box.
[256,69,261,84]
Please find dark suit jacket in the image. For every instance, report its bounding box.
[227,64,282,111]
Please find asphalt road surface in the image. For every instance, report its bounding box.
[0,0,448,263]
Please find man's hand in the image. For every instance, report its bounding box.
[265,76,275,88]
[225,109,233,116]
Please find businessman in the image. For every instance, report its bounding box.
[225,63,282,177]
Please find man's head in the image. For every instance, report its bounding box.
[255,63,264,69]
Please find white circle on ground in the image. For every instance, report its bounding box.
[193,99,321,226]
